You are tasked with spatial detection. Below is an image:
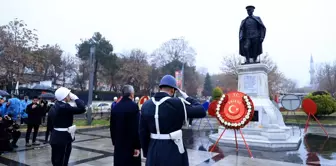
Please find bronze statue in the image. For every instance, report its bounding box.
[239,5,266,64]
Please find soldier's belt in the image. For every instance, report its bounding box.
[150,129,185,154]
[150,133,171,139]
[54,125,76,139]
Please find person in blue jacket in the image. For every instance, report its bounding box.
[202,99,210,111]
[111,97,118,110]
[6,97,21,121]
[139,75,206,166]
[20,96,30,124]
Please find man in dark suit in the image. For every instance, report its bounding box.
[25,96,44,147]
[50,87,86,166]
[110,85,141,166]
[140,75,206,166]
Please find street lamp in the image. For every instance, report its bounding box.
[87,44,95,125]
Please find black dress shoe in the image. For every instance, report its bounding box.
[12,144,18,148]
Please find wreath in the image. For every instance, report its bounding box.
[215,92,254,129]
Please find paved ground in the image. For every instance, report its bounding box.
[0,118,335,166]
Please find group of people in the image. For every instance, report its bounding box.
[110,75,207,166]
[0,95,53,154]
[1,74,207,166]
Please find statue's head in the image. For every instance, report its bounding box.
[246,5,255,16]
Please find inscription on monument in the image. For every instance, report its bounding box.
[244,75,257,93]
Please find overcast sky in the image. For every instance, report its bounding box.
[1,0,335,87]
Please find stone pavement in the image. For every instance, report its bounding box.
[0,130,299,166]
[0,120,335,166]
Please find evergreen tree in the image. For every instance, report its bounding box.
[202,73,213,96]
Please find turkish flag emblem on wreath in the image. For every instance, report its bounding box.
[215,91,255,129]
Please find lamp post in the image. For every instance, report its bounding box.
[87,45,95,125]
[181,63,185,91]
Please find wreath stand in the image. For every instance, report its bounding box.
[208,91,254,158]
[281,94,302,136]
[302,98,329,137]
[209,128,253,158]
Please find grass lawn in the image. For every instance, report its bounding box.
[281,111,307,116]
[73,119,110,126]
[18,119,110,132]
[281,110,336,117]
[284,118,336,125]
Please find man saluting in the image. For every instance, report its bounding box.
[139,75,206,166]
[50,87,86,166]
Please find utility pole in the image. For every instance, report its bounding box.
[181,63,185,91]
[87,45,95,125]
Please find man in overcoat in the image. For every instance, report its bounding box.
[110,85,141,166]
[239,5,266,64]
[140,75,206,166]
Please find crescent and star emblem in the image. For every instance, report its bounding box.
[228,105,239,114]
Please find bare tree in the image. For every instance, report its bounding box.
[34,44,63,81]
[0,19,39,88]
[60,54,78,87]
[220,54,243,79]
[151,37,196,67]
[315,61,336,93]
[73,60,89,91]
[118,49,151,93]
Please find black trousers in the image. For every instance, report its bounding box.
[45,126,52,142]
[51,143,72,166]
[20,118,26,124]
[11,131,21,146]
[189,118,193,125]
[243,38,259,61]
[26,124,40,143]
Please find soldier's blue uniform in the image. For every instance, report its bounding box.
[50,87,86,166]
[139,75,206,166]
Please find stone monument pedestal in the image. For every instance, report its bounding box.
[209,63,301,151]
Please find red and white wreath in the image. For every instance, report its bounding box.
[215,92,254,129]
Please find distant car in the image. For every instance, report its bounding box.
[95,102,111,112]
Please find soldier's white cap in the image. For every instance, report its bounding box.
[135,97,139,100]
[113,97,117,100]
[55,87,71,101]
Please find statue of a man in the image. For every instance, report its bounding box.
[239,5,266,64]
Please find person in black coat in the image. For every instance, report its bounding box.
[140,75,206,166]
[44,103,55,143]
[25,96,44,146]
[110,85,141,166]
[0,115,21,152]
[50,87,86,166]
[40,99,48,124]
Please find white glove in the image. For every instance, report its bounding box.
[178,89,188,99]
[69,93,79,100]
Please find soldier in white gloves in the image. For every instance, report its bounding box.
[139,75,206,166]
[49,87,86,166]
